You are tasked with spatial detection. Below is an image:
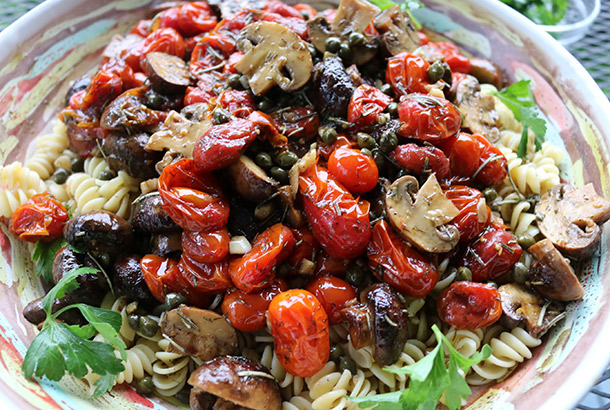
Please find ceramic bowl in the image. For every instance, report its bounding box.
[0,0,609,409]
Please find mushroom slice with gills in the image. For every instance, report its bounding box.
[385,174,460,253]
[528,239,584,301]
[225,155,279,203]
[374,5,419,56]
[188,356,281,410]
[536,183,610,259]
[142,51,191,95]
[160,306,238,362]
[453,74,501,142]
[235,22,313,95]
[307,0,380,65]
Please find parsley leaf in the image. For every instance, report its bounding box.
[348,324,492,410]
[32,239,66,283]
[41,267,98,315]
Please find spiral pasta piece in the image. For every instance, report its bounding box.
[100,293,137,347]
[153,338,191,397]
[445,327,484,359]
[24,120,69,180]
[260,344,305,398]
[0,162,48,218]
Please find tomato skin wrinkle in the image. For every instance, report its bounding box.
[461,228,522,281]
[9,193,69,243]
[305,276,356,324]
[437,281,502,330]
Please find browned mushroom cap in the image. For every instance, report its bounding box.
[469,57,503,89]
[160,306,238,361]
[142,52,191,95]
[453,74,501,142]
[528,239,584,301]
[188,356,281,410]
[374,5,419,56]
[235,22,313,95]
[536,183,610,259]
[225,155,279,203]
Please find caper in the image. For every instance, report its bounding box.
[456,266,473,282]
[165,293,188,310]
[319,126,337,145]
[308,43,317,58]
[346,264,366,287]
[257,99,274,113]
[512,262,528,284]
[70,157,85,172]
[329,345,344,362]
[228,73,242,89]
[348,32,365,47]
[97,252,111,267]
[152,304,167,317]
[138,316,159,337]
[379,83,393,96]
[372,148,385,168]
[517,234,536,249]
[135,376,155,395]
[386,102,399,117]
[275,150,299,168]
[427,60,446,83]
[255,152,274,170]
[146,92,165,110]
[338,43,353,61]
[98,170,115,181]
[212,107,230,124]
[52,168,71,184]
[482,187,498,203]
[379,131,398,154]
[339,356,357,375]
[356,132,376,150]
[248,139,265,154]
[269,166,289,184]
[361,148,373,157]
[128,314,140,331]
[325,36,341,53]
[239,74,250,89]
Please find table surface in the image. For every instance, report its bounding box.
[0,1,609,409]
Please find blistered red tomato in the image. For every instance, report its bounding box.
[462,228,522,281]
[391,143,450,179]
[268,289,329,377]
[428,42,471,73]
[438,132,481,178]
[9,193,69,243]
[190,33,237,79]
[284,228,320,274]
[444,186,489,243]
[140,254,183,302]
[386,52,430,96]
[181,229,230,264]
[271,106,320,141]
[178,253,232,297]
[328,146,379,194]
[154,2,218,37]
[305,276,357,324]
[437,281,502,330]
[472,133,508,186]
[397,94,461,142]
[347,84,392,127]
[217,90,255,118]
[124,27,186,72]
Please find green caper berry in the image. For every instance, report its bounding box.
[379,131,398,154]
[128,314,140,331]
[361,148,373,157]
[98,170,115,181]
[482,187,498,203]
[329,345,344,362]
[213,108,230,124]
[319,126,337,145]
[308,43,317,58]
[427,60,446,83]
[348,32,365,47]
[379,83,393,96]
[135,376,155,395]
[52,168,71,184]
[346,264,366,287]
[356,132,376,150]
[165,293,188,310]
[146,92,164,110]
[339,356,357,375]
[517,234,536,249]
[276,150,299,168]
[338,43,353,61]
[325,36,341,53]
[372,149,385,168]
[512,262,528,284]
[456,266,473,282]
[97,252,111,267]
[228,73,242,89]
[257,99,274,112]
[255,152,274,170]
[239,75,250,89]
[138,316,159,337]
[386,102,399,117]
[152,304,167,317]
[248,139,265,154]
[270,166,289,184]
[70,157,84,172]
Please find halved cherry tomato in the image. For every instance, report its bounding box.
[366,220,438,298]
[190,33,236,79]
[9,193,69,243]
[261,12,308,39]
[347,84,392,127]
[181,229,230,264]
[217,90,255,118]
[397,94,461,142]
[472,133,508,186]
[79,70,123,113]
[178,253,232,296]
[247,110,285,147]
[229,223,296,293]
[140,254,182,302]
[299,163,371,259]
[193,118,259,172]
[268,289,329,377]
[221,279,288,332]
[428,42,471,74]
[437,281,502,330]
[327,146,379,194]
[265,1,303,18]
[284,228,320,274]
[124,27,186,72]
[444,186,489,243]
[461,228,522,281]
[271,106,320,141]
[305,276,356,324]
[438,132,481,178]
[164,2,217,37]
[314,251,349,277]
[158,158,229,232]
[391,143,450,179]
[386,52,430,96]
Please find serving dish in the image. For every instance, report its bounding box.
[0,0,609,409]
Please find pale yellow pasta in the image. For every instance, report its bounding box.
[100,293,137,347]
[24,120,69,180]
[445,327,484,359]
[0,162,47,218]
[153,338,190,397]
[260,344,305,398]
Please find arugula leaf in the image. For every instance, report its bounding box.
[32,239,66,282]
[41,267,99,316]
[348,324,492,410]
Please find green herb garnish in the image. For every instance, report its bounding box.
[32,239,67,282]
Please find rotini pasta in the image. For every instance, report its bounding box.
[24,120,69,180]
[0,162,47,218]
[153,338,191,397]
[260,344,305,399]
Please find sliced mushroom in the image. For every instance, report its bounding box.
[374,5,419,56]
[132,193,179,233]
[160,306,238,361]
[64,210,133,253]
[188,356,281,410]
[385,174,460,253]
[536,183,610,259]
[102,33,144,60]
[528,239,584,301]
[142,51,191,95]
[308,55,357,117]
[277,185,305,228]
[307,0,380,65]
[453,74,501,142]
[225,155,279,203]
[469,57,503,89]
[235,22,313,95]
[100,87,166,132]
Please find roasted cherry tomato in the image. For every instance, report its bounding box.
[472,133,508,186]
[268,289,329,377]
[217,90,255,118]
[9,193,69,243]
[438,132,481,178]
[265,1,303,18]
[305,276,357,324]
[247,110,285,147]
[314,252,349,277]
[328,146,379,194]
[190,33,236,79]
[154,2,218,37]
[428,41,471,73]
[391,143,450,179]
[462,228,522,281]
[131,19,152,36]
[347,84,392,127]
[221,279,288,332]
[193,118,259,172]
[367,220,438,298]
[284,228,320,274]
[271,106,320,141]
[386,52,430,96]
[299,163,371,259]
[261,12,308,39]
[317,134,356,161]
[397,94,461,142]
[437,281,502,330]
[181,229,230,264]
[158,158,229,232]
[444,186,489,243]
[223,51,245,74]
[229,223,296,293]
[140,254,182,302]
[79,70,123,113]
[293,3,317,18]
[178,253,232,297]
[124,27,186,72]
